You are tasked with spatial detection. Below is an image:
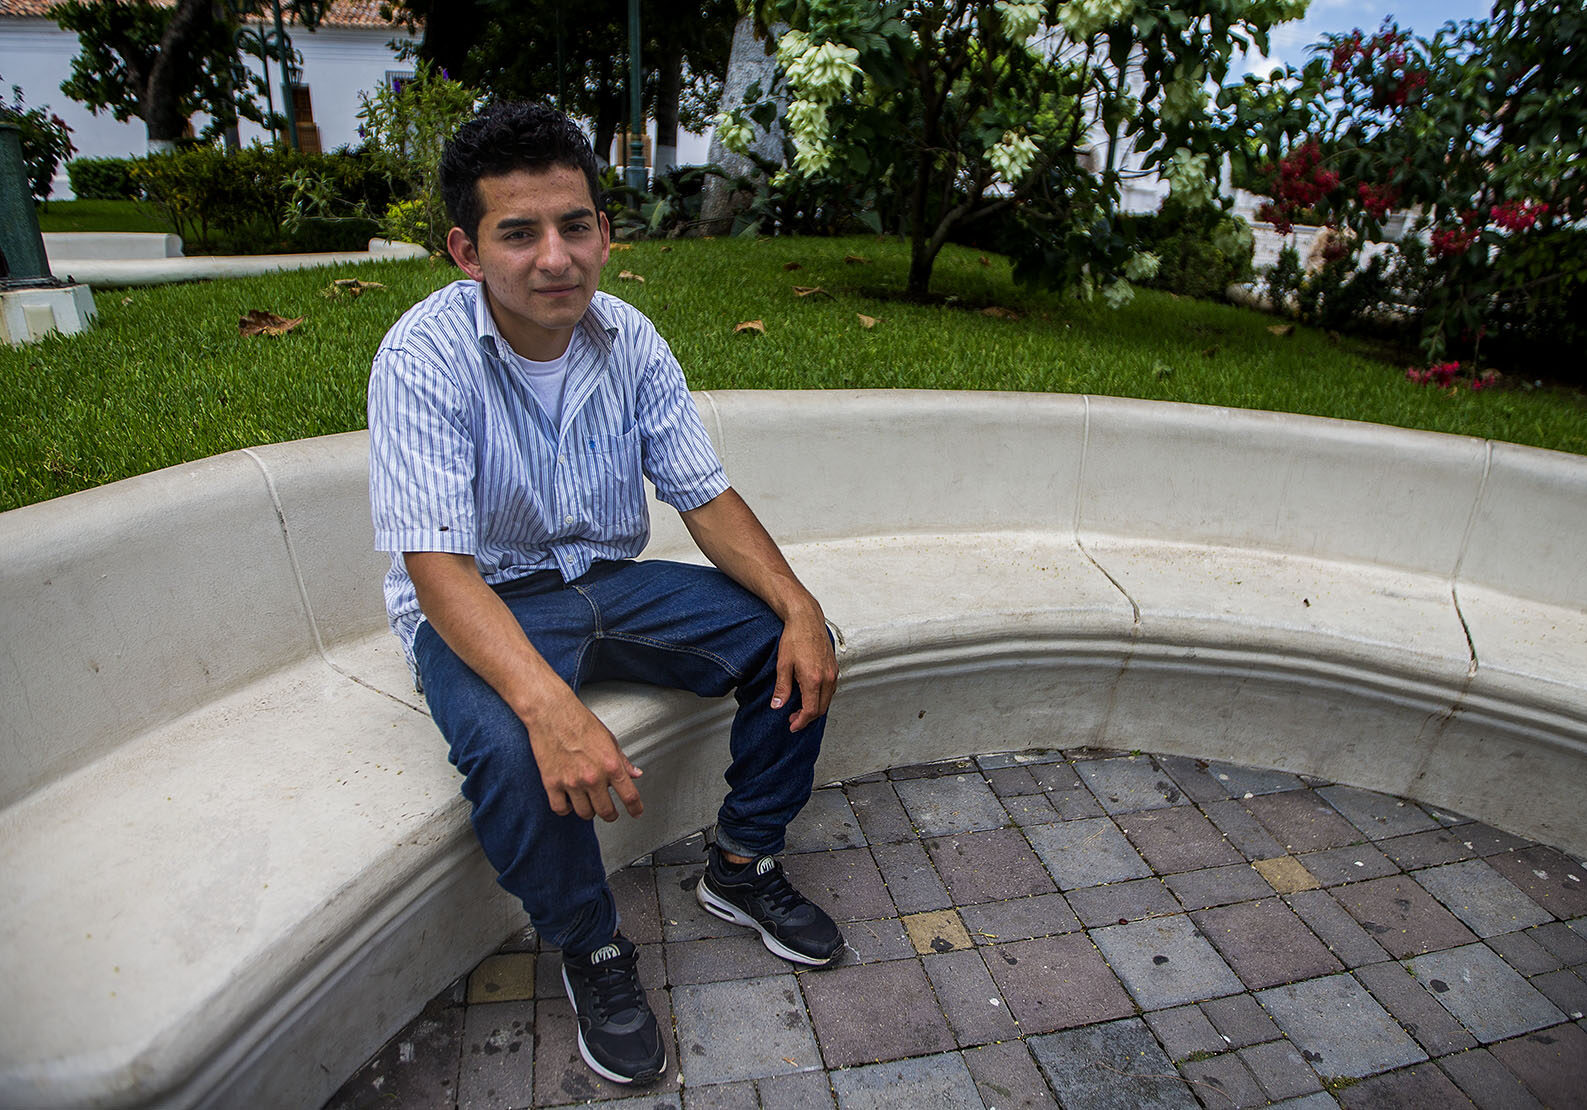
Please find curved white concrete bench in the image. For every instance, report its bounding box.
[49,238,428,288]
[1,391,1583,1109]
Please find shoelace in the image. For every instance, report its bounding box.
[744,861,808,916]
[578,949,646,1021]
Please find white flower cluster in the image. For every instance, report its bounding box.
[776,28,863,177]
[1058,0,1136,41]
[1158,64,1208,126]
[996,0,1046,40]
[1164,148,1217,208]
[713,111,756,157]
[1102,279,1136,309]
[990,130,1040,183]
[1123,250,1160,281]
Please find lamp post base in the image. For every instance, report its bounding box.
[1,283,96,346]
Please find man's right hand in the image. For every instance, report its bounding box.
[524,691,645,822]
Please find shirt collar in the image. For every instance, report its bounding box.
[469,281,618,361]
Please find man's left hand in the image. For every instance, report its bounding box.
[773,610,838,731]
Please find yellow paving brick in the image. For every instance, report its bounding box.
[1253,856,1321,895]
[902,909,973,955]
[466,952,536,1004]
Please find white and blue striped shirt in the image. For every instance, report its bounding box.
[368,281,729,670]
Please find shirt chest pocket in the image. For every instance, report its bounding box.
[575,424,646,524]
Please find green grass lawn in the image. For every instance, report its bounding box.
[34,198,176,235]
[2,234,1583,513]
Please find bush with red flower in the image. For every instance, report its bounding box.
[1220,0,1587,384]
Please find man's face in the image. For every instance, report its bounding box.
[446,164,610,361]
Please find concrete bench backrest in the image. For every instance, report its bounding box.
[0,454,313,809]
[707,391,1088,543]
[1076,396,1489,577]
[1460,441,1587,609]
[5,392,1582,811]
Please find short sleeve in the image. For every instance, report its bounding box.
[368,344,480,555]
[634,338,730,511]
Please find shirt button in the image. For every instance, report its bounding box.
[558,454,566,463]
[564,515,574,524]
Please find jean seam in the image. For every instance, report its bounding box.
[596,631,745,681]
[568,584,603,689]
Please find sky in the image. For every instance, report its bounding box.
[1241,0,1496,74]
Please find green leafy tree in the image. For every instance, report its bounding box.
[383,0,737,165]
[715,0,1304,300]
[49,0,327,150]
[1224,0,1587,372]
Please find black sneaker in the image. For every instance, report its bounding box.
[696,846,844,966]
[560,934,665,1085]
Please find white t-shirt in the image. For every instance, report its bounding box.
[508,344,571,429]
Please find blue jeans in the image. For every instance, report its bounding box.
[414,559,826,956]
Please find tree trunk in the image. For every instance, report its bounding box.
[144,0,212,148]
[907,224,941,299]
[698,14,786,234]
[654,40,683,176]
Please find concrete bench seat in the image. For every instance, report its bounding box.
[2,390,1583,1110]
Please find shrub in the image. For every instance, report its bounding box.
[67,156,139,199]
[1224,0,1587,376]
[354,62,478,253]
[1133,204,1255,301]
[132,144,406,254]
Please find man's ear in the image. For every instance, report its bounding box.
[598,210,612,265]
[447,226,484,280]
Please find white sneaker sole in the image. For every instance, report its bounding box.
[561,965,664,1085]
[695,877,841,966]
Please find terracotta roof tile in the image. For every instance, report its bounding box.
[0,0,407,30]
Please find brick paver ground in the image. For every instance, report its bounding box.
[325,749,1587,1109]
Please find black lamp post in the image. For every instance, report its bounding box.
[0,122,55,288]
[625,0,646,192]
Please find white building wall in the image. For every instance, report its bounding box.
[1,16,415,198]
[231,22,416,152]
[3,17,149,195]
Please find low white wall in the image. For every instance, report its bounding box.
[49,238,428,288]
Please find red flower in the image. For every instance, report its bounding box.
[1430,228,1478,258]
[1490,200,1549,232]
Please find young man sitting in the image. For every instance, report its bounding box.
[367,101,843,1086]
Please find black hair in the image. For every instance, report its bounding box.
[439,101,603,243]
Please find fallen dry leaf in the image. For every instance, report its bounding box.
[843,254,871,264]
[1268,324,1296,337]
[734,319,766,334]
[618,270,645,283]
[857,314,879,329]
[782,261,803,271]
[981,306,1021,320]
[979,256,991,266]
[792,285,832,298]
[610,243,634,251]
[239,310,304,337]
[323,278,385,299]
[120,296,133,306]
[660,245,673,253]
